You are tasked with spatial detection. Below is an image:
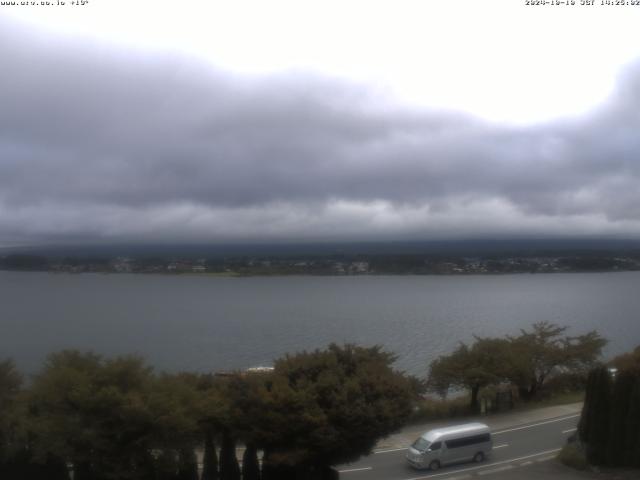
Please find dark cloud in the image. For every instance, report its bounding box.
[1,17,640,244]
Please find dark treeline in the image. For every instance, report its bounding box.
[2,251,640,275]
[0,344,415,480]
[0,254,49,271]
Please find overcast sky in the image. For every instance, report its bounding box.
[2,0,640,246]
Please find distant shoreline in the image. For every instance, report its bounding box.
[2,251,640,277]
[1,267,638,277]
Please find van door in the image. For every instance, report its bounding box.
[426,441,442,466]
[443,439,466,465]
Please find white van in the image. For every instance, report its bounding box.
[406,422,492,471]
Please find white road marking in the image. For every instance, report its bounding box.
[493,444,508,449]
[478,465,513,475]
[493,414,580,435]
[338,466,373,473]
[562,428,577,434]
[374,447,406,454]
[536,455,557,462]
[403,448,562,480]
[520,460,533,466]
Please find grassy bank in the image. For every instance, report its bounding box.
[409,390,585,425]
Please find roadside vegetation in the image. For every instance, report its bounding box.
[425,322,605,413]
[0,323,625,480]
[0,345,414,480]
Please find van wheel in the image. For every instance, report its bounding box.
[429,460,440,471]
[473,452,485,463]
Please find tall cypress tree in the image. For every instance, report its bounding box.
[583,367,612,466]
[2,450,50,480]
[625,375,640,467]
[0,360,25,480]
[156,450,179,480]
[581,366,640,467]
[260,450,275,480]
[201,432,219,480]
[241,444,260,480]
[44,453,71,480]
[578,367,597,443]
[219,431,240,480]
[607,372,634,465]
[72,460,95,480]
[177,448,198,480]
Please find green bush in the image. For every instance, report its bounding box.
[541,372,587,397]
[409,396,472,423]
[558,444,588,470]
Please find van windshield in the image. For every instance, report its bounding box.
[412,437,430,452]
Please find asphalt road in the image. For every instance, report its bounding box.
[338,413,580,480]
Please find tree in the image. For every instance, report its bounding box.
[155,450,179,480]
[507,322,606,400]
[219,430,241,480]
[624,378,640,467]
[0,359,23,459]
[241,444,260,480]
[176,448,198,480]
[606,371,636,465]
[578,358,640,468]
[148,373,204,480]
[28,351,159,480]
[610,345,640,375]
[201,431,219,480]
[207,370,283,480]
[0,359,41,480]
[198,376,241,480]
[427,337,512,411]
[28,351,104,479]
[148,373,202,449]
[210,373,261,479]
[257,344,413,477]
[578,366,612,466]
[427,323,606,406]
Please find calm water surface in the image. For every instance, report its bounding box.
[1,271,638,375]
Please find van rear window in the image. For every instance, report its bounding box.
[445,433,490,449]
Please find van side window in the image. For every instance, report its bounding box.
[445,433,490,449]
[429,441,441,450]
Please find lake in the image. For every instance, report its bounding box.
[1,271,638,376]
